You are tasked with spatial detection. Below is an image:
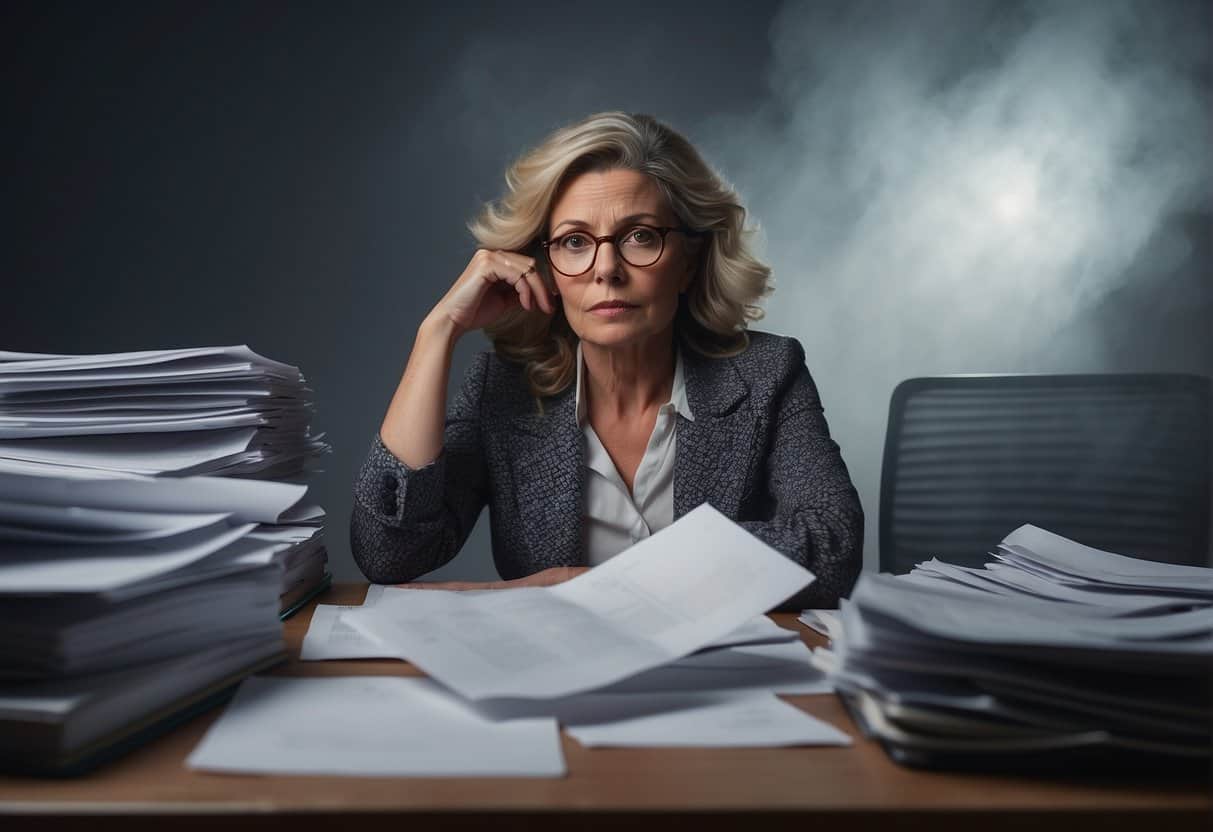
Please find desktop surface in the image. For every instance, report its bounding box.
[0,583,1208,831]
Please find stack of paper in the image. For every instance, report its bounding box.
[188,506,852,779]
[0,346,328,478]
[0,346,332,612]
[0,345,332,774]
[806,525,1213,771]
[0,472,316,774]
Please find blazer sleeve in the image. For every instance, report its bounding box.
[737,340,864,610]
[349,352,491,583]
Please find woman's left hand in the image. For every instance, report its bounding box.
[396,566,590,591]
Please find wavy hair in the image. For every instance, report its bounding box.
[467,111,772,400]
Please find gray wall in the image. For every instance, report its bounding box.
[3,0,1209,582]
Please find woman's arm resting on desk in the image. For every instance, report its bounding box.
[738,346,864,610]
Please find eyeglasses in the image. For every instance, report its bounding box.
[541,224,705,277]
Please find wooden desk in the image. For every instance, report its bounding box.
[1,583,1209,831]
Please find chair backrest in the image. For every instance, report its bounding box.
[879,374,1211,574]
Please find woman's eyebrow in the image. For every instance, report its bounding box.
[551,213,663,234]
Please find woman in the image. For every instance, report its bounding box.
[351,111,863,608]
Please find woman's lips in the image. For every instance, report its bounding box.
[584,306,635,320]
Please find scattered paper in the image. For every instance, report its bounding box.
[343,504,816,700]
[603,640,832,696]
[559,691,851,748]
[187,675,566,777]
[300,586,388,660]
[303,588,796,664]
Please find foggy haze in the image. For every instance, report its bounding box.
[694,0,1212,569]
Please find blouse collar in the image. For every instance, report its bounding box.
[574,340,695,428]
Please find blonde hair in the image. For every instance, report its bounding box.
[468,111,772,399]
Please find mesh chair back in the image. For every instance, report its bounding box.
[879,374,1211,574]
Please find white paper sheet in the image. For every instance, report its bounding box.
[0,468,306,524]
[0,405,259,424]
[186,675,566,777]
[3,397,261,413]
[560,691,851,748]
[852,575,1213,654]
[304,591,796,664]
[0,521,256,594]
[299,586,388,660]
[0,410,267,438]
[0,380,279,401]
[248,523,328,544]
[303,595,828,693]
[1003,525,1213,581]
[693,614,800,653]
[344,503,815,700]
[0,499,231,543]
[602,640,833,696]
[798,609,842,639]
[0,428,258,474]
[917,559,1206,614]
[0,344,299,378]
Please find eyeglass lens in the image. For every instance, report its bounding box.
[548,226,664,275]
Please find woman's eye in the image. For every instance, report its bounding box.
[562,234,587,249]
[627,228,655,244]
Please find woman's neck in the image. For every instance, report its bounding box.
[581,331,675,421]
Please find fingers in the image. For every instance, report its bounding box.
[525,566,591,586]
[483,250,553,316]
[398,579,511,590]
[520,266,555,315]
[510,266,536,312]
[395,569,589,591]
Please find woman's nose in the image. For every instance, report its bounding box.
[593,241,626,284]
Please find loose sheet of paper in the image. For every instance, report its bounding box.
[343,503,815,699]
[186,675,566,777]
[300,585,389,660]
[562,691,851,748]
[602,640,832,696]
[0,499,231,543]
[304,600,827,696]
[0,522,256,594]
[303,592,796,664]
[0,427,258,474]
[0,468,306,524]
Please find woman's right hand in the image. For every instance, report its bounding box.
[431,248,556,337]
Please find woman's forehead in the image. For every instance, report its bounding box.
[549,169,667,224]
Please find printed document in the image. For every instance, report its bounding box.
[300,585,388,660]
[303,593,796,663]
[343,503,815,699]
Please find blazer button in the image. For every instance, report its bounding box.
[381,474,397,515]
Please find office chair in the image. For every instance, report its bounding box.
[878,374,1212,574]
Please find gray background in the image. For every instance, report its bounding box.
[4,0,1209,582]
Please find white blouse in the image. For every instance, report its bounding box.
[574,341,695,566]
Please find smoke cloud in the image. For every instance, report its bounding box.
[695,0,1211,568]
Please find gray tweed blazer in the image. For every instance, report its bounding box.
[350,330,864,609]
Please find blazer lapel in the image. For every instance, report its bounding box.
[509,389,585,567]
[675,347,752,519]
